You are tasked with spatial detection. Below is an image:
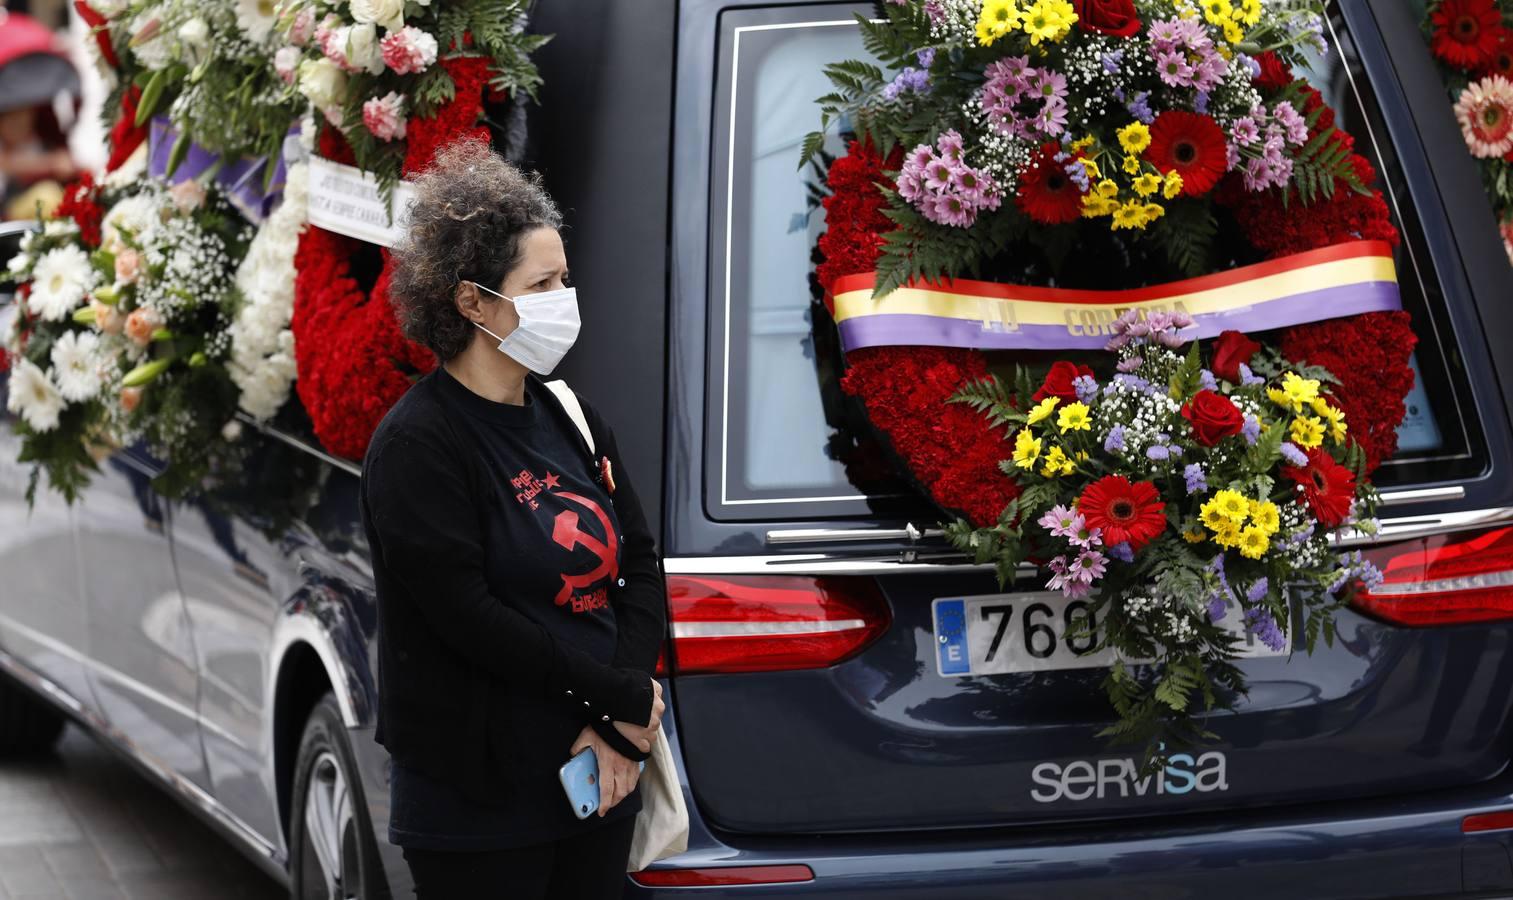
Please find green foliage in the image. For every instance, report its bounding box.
[948,375,1021,430]
[1274,81,1369,205]
[1150,200,1217,278]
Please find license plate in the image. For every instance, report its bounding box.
[932,591,1291,677]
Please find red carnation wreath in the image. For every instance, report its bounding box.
[291,55,495,459]
[822,69,1416,527]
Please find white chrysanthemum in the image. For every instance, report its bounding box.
[102,193,160,252]
[29,245,94,322]
[50,330,104,402]
[5,359,66,432]
[229,161,308,421]
[236,0,279,43]
[1455,76,1513,159]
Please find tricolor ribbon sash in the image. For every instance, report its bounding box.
[147,116,290,225]
[825,240,1401,353]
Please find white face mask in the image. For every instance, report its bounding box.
[465,280,581,376]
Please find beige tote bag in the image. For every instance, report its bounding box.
[542,380,691,872]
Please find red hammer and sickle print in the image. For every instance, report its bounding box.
[550,490,620,606]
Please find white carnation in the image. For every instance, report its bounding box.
[298,57,349,113]
[349,0,403,32]
[229,162,308,421]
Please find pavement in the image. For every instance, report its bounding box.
[0,723,283,900]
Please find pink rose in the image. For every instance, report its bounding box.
[119,386,143,414]
[275,46,302,84]
[362,92,406,142]
[289,7,315,45]
[168,179,206,213]
[114,248,142,285]
[91,299,125,335]
[124,307,164,347]
[380,25,438,75]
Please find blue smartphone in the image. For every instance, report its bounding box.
[559,747,647,820]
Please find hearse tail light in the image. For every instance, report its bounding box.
[1354,526,1513,626]
[630,864,815,887]
[664,574,890,674]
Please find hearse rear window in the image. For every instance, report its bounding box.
[704,3,1485,521]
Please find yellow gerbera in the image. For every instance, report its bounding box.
[1027,395,1060,424]
[976,0,1022,45]
[1118,122,1152,155]
[1162,170,1184,199]
[1133,173,1162,196]
[1290,415,1326,449]
[1013,428,1042,469]
[1237,525,1270,560]
[1057,401,1091,433]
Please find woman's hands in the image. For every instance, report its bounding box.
[613,678,665,753]
[571,725,642,817]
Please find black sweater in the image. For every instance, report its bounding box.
[359,366,665,838]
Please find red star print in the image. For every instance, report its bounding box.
[543,472,561,490]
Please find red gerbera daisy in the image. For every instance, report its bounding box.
[1432,0,1505,71]
[1016,143,1085,224]
[1143,111,1227,197]
[1280,448,1357,528]
[1482,28,1513,79]
[1078,475,1167,550]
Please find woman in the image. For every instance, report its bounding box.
[359,140,667,898]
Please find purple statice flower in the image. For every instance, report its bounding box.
[1244,607,1287,652]
[1112,85,1127,102]
[1101,49,1124,73]
[1073,374,1099,403]
[1279,441,1309,466]
[1286,521,1316,548]
[1358,559,1384,591]
[1238,363,1264,386]
[1246,577,1270,603]
[1183,463,1207,495]
[1194,90,1211,115]
[1207,594,1229,623]
[1236,53,1261,79]
[1327,568,1351,595]
[1127,91,1155,124]
[1038,504,1082,539]
[1116,355,1144,373]
[1198,368,1219,392]
[1241,415,1261,445]
[1210,551,1231,592]
[1147,444,1171,462]
[1113,373,1155,395]
[1104,425,1127,453]
[1072,550,1109,583]
[1232,117,1260,147]
[1108,542,1135,563]
[916,47,935,68]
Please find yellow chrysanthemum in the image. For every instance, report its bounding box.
[1057,401,1091,433]
[1199,502,1229,532]
[1013,428,1042,469]
[1212,489,1250,521]
[1237,525,1270,560]
[1312,399,1348,443]
[1117,122,1151,155]
[1027,395,1060,424]
[1111,200,1148,230]
[1238,0,1261,25]
[976,0,1022,45]
[1041,444,1076,477]
[1096,178,1119,199]
[1202,0,1233,25]
[1071,134,1096,152]
[1122,154,1142,174]
[1290,415,1326,449]
[1211,520,1243,549]
[1249,500,1280,535]
[1162,171,1184,199]
[1133,173,1162,196]
[1222,18,1244,43]
[1183,529,1207,544]
[1142,202,1166,221]
[1267,371,1322,413]
[1021,0,1076,44]
[1080,158,1101,180]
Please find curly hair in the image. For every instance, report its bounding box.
[390,140,563,361]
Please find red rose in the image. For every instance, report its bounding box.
[1210,330,1262,384]
[1033,361,1094,405]
[1072,0,1141,37]
[1180,390,1245,446]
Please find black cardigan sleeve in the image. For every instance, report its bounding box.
[363,427,655,728]
[578,395,668,762]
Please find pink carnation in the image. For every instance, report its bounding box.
[362,92,407,142]
[288,7,315,45]
[274,46,301,85]
[380,26,438,75]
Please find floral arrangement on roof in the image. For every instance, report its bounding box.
[802,0,1419,763]
[5,175,255,501]
[1420,0,1513,262]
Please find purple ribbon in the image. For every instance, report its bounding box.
[147,116,292,224]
